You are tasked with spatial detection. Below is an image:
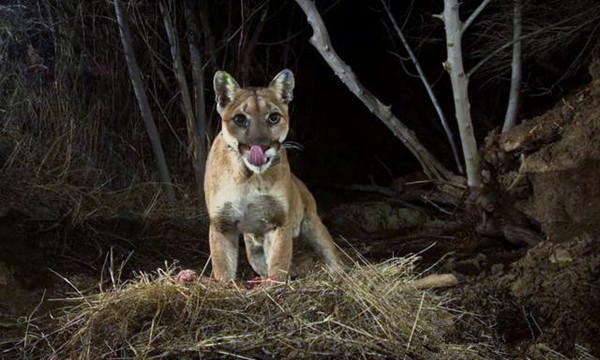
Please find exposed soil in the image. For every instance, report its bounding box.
[457,61,600,358]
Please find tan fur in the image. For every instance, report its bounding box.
[205,70,342,282]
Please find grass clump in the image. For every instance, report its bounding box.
[23,258,498,359]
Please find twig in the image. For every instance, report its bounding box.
[468,12,600,78]
[238,2,270,84]
[420,195,454,215]
[22,289,46,349]
[159,1,199,159]
[381,0,463,174]
[404,292,425,359]
[56,254,97,272]
[197,1,218,75]
[461,0,495,36]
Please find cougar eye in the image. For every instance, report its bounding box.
[232,114,248,127]
[268,113,281,125]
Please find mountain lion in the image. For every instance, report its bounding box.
[203,69,343,283]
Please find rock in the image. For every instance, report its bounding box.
[499,118,563,153]
[395,208,426,228]
[549,247,573,265]
[328,201,426,233]
[491,263,504,275]
[450,254,488,276]
[510,277,527,296]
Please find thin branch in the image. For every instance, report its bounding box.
[159,1,197,156]
[502,0,522,133]
[160,0,205,203]
[113,0,175,204]
[381,0,464,174]
[468,12,599,77]
[461,0,494,36]
[294,0,455,182]
[185,0,208,203]
[238,2,270,84]
[197,1,218,74]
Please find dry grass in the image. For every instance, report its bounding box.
[20,258,498,359]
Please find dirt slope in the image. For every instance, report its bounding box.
[462,58,600,357]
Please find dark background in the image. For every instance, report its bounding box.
[206,0,594,185]
[2,0,596,189]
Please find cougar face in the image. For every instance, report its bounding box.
[213,69,294,174]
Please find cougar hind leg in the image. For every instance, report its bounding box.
[243,234,268,278]
[300,214,344,272]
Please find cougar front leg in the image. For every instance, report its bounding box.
[209,224,239,282]
[264,227,293,281]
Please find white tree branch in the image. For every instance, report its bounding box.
[461,0,494,36]
[502,0,523,133]
[442,0,482,188]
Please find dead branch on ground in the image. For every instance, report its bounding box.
[411,273,459,289]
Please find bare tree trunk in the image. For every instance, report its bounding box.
[294,0,455,182]
[381,0,464,175]
[440,0,482,188]
[113,0,176,204]
[159,1,205,203]
[502,0,522,133]
[184,0,208,205]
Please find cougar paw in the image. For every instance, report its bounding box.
[245,276,284,289]
[175,269,198,284]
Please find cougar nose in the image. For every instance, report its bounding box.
[251,137,271,150]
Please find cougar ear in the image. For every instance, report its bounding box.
[213,70,240,114]
[269,69,295,103]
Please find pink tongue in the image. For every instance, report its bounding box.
[249,145,267,166]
